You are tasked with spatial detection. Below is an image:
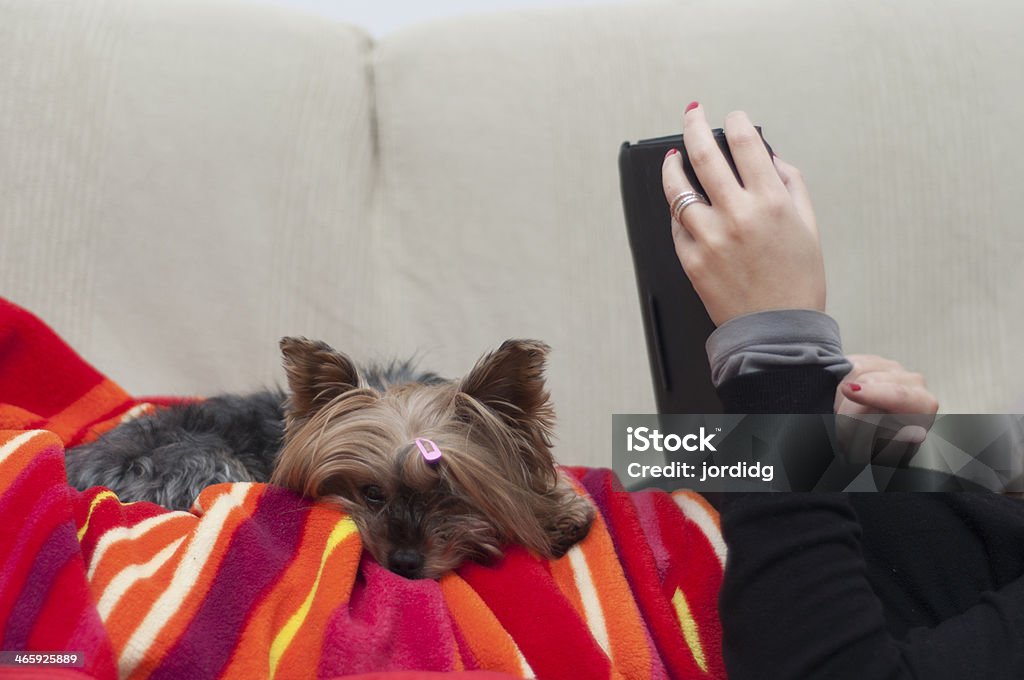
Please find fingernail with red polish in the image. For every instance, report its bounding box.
[685,101,699,113]
[665,148,679,159]
[849,383,862,392]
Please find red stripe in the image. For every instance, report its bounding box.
[27,552,110,656]
[0,299,107,418]
[657,497,725,679]
[0,471,74,639]
[458,548,610,680]
[71,486,170,558]
[451,618,476,671]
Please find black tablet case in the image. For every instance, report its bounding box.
[618,129,772,414]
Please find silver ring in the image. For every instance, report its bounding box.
[670,190,709,222]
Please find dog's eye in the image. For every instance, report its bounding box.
[361,485,386,505]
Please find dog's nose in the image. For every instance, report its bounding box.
[388,549,425,579]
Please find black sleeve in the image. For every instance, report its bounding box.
[716,368,1024,680]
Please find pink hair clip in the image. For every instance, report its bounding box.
[414,437,442,463]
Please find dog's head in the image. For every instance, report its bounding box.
[269,337,593,579]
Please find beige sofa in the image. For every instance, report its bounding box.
[2,0,1022,467]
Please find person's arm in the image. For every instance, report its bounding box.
[716,368,1024,680]
[660,104,1024,679]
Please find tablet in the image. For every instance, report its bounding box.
[618,129,772,414]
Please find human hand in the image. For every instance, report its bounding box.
[661,104,825,326]
[834,355,939,463]
[836,354,939,420]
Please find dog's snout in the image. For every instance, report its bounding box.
[388,549,425,579]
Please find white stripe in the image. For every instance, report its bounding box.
[674,494,727,568]
[96,537,186,620]
[117,403,155,423]
[87,511,187,581]
[568,546,610,658]
[515,648,536,679]
[118,484,250,678]
[0,430,43,465]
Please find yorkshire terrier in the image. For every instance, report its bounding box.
[66,338,594,579]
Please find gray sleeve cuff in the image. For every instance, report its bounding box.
[706,309,853,388]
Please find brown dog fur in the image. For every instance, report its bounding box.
[270,337,594,579]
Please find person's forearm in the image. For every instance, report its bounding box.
[716,369,1024,680]
[720,493,907,679]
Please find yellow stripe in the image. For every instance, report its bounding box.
[77,490,118,541]
[672,588,708,673]
[268,517,357,680]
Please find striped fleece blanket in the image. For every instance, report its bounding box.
[0,297,726,680]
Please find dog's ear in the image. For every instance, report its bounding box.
[280,337,360,420]
[458,340,556,468]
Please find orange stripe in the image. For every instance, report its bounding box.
[77,403,156,445]
[440,573,525,674]
[43,379,132,443]
[0,431,51,484]
[273,520,360,678]
[220,503,360,680]
[103,534,191,655]
[575,508,652,679]
[0,405,45,431]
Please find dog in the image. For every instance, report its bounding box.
[66,338,594,579]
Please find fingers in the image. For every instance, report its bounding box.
[847,354,903,372]
[659,103,828,326]
[845,355,915,383]
[839,381,939,415]
[889,425,930,445]
[836,360,936,427]
[723,111,782,193]
[682,103,742,207]
[772,156,817,235]
[662,148,710,247]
